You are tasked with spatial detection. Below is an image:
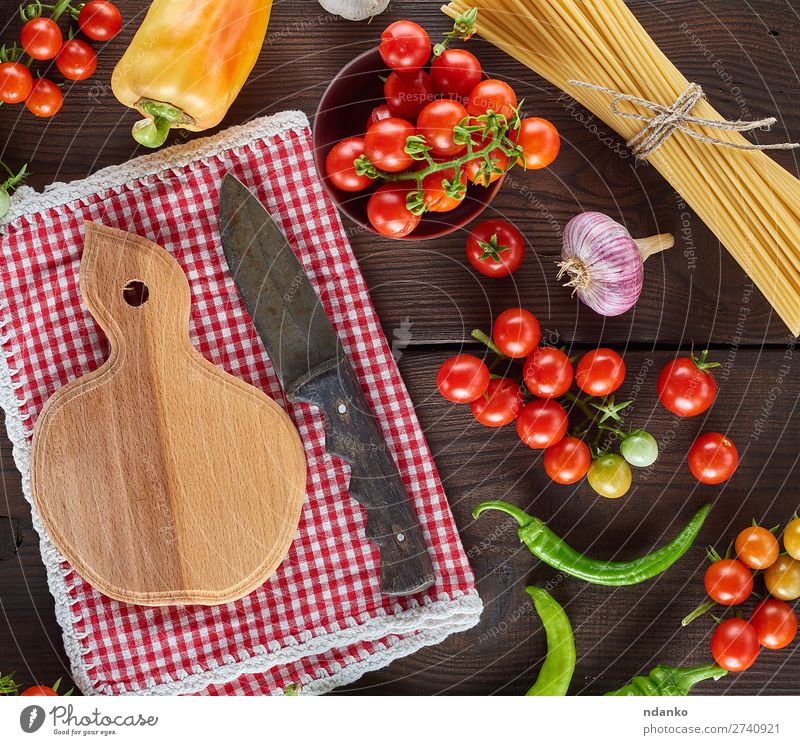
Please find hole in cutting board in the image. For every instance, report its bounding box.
[122,280,149,307]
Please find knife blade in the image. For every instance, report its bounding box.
[219,174,435,596]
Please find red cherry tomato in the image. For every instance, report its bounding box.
[367,183,420,238]
[384,69,435,119]
[735,525,780,570]
[544,436,591,484]
[688,432,739,484]
[466,219,525,278]
[20,17,63,61]
[711,618,760,672]
[364,117,415,173]
[78,0,122,41]
[511,117,560,170]
[750,599,798,650]
[0,61,33,104]
[20,685,58,696]
[493,308,541,359]
[379,20,431,72]
[422,167,466,213]
[657,352,718,417]
[325,137,373,192]
[437,354,490,403]
[466,79,518,120]
[56,39,97,81]
[524,347,574,399]
[470,377,523,427]
[704,559,754,606]
[416,99,468,158]
[465,144,508,186]
[575,348,626,397]
[430,48,482,100]
[517,399,568,449]
[25,78,63,118]
[366,104,393,130]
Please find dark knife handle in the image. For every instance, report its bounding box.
[291,361,435,596]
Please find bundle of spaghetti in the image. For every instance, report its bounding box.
[442,0,800,334]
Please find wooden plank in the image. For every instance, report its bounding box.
[1,1,798,344]
[2,348,799,694]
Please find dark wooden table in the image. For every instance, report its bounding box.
[1,0,799,695]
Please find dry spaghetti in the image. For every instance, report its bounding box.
[442,0,800,334]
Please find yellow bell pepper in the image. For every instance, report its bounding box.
[111,0,273,148]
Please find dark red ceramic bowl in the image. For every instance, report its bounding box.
[312,47,504,241]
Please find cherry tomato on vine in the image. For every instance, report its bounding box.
[384,69,435,119]
[575,348,626,397]
[712,618,761,672]
[416,99,468,158]
[657,351,719,417]
[364,117,415,173]
[379,20,431,72]
[711,618,760,672]
[470,377,523,427]
[466,219,525,278]
[735,525,779,570]
[523,347,573,399]
[326,137,373,192]
[544,436,591,484]
[587,454,631,499]
[430,48,482,100]
[765,555,800,601]
[516,399,568,449]
[750,599,798,650]
[493,308,540,359]
[466,79,518,120]
[78,1,122,41]
[437,354,490,404]
[704,559,753,606]
[620,430,659,468]
[464,143,508,187]
[0,62,33,104]
[25,79,63,118]
[367,183,420,238]
[783,516,800,560]
[688,432,739,484]
[20,685,59,696]
[21,17,63,61]
[511,117,560,170]
[422,167,466,213]
[56,39,97,81]
[366,104,393,130]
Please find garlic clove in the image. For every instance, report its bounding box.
[318,0,391,21]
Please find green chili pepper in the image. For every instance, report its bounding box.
[525,587,575,696]
[604,663,727,696]
[473,501,711,585]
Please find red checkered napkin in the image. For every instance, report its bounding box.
[0,111,481,695]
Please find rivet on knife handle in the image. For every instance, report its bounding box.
[291,360,436,596]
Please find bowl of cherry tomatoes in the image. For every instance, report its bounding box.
[312,19,559,240]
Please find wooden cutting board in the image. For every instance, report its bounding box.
[30,222,307,606]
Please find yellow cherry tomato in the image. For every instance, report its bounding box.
[784,517,800,560]
[765,555,800,601]
[588,454,631,499]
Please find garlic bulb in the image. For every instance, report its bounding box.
[318,0,390,21]
[558,212,673,317]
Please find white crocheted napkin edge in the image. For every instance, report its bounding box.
[0,110,483,696]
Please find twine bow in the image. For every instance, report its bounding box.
[569,80,800,160]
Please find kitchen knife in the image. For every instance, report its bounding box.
[219,174,435,596]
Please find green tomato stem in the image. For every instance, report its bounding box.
[681,598,717,627]
[471,328,506,358]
